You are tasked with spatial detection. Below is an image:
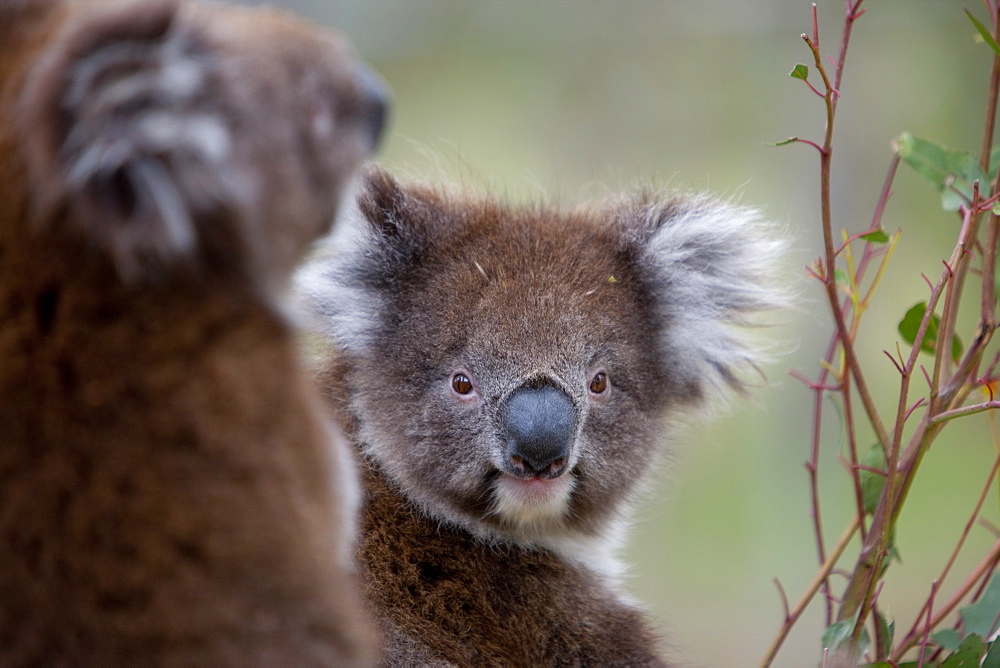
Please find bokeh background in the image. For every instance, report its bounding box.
[262,1,994,665]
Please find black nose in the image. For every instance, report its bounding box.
[353,62,389,152]
[501,385,575,478]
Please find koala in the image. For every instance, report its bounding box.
[297,167,786,666]
[0,0,386,664]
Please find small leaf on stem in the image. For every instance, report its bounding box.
[983,639,1000,668]
[790,63,810,80]
[940,634,987,666]
[898,302,936,354]
[875,611,894,660]
[859,443,887,515]
[769,137,800,147]
[932,628,963,652]
[897,302,964,362]
[959,573,1000,639]
[860,228,890,243]
[967,10,1000,55]
[822,613,871,657]
[895,133,985,211]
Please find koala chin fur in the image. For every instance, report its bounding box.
[0,0,386,664]
[298,167,788,665]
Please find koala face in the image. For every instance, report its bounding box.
[300,169,784,547]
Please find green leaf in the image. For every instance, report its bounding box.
[960,573,1000,639]
[984,640,1000,668]
[823,616,871,657]
[967,10,1000,55]
[769,137,799,147]
[896,133,986,211]
[899,302,936,354]
[834,268,848,286]
[859,443,887,515]
[898,302,964,362]
[943,189,968,212]
[941,634,987,667]
[822,618,854,651]
[790,63,809,80]
[875,611,894,660]
[934,628,964,652]
[860,229,890,244]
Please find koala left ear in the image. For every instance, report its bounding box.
[617,193,788,403]
[295,168,445,355]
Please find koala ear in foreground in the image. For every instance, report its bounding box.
[615,193,789,405]
[354,166,443,270]
[297,167,438,352]
[19,0,238,280]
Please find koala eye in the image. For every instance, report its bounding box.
[451,373,474,396]
[589,371,609,395]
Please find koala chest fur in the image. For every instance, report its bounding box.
[358,458,663,666]
[0,0,385,664]
[299,168,786,666]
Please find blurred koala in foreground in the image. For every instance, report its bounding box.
[297,168,787,666]
[0,0,386,664]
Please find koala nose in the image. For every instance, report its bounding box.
[501,385,575,479]
[353,62,389,152]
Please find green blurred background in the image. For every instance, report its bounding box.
[264,1,995,664]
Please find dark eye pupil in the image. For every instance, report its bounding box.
[452,374,473,395]
[590,372,607,394]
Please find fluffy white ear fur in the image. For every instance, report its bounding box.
[626,194,789,404]
[295,192,384,354]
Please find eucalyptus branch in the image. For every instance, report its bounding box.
[893,535,1000,660]
[838,212,982,629]
[893,455,1000,656]
[760,516,862,667]
[805,8,895,495]
[802,224,893,627]
[769,1,1000,662]
[929,399,1000,425]
[932,4,1000,410]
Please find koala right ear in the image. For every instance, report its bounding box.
[19,0,239,281]
[615,192,789,405]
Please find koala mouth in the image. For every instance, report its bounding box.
[490,470,576,528]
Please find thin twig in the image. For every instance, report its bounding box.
[894,454,1000,656]
[760,516,862,667]
[929,400,1000,425]
[893,536,1000,660]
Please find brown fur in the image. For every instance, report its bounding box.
[300,169,786,665]
[0,0,385,664]
[357,458,665,667]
